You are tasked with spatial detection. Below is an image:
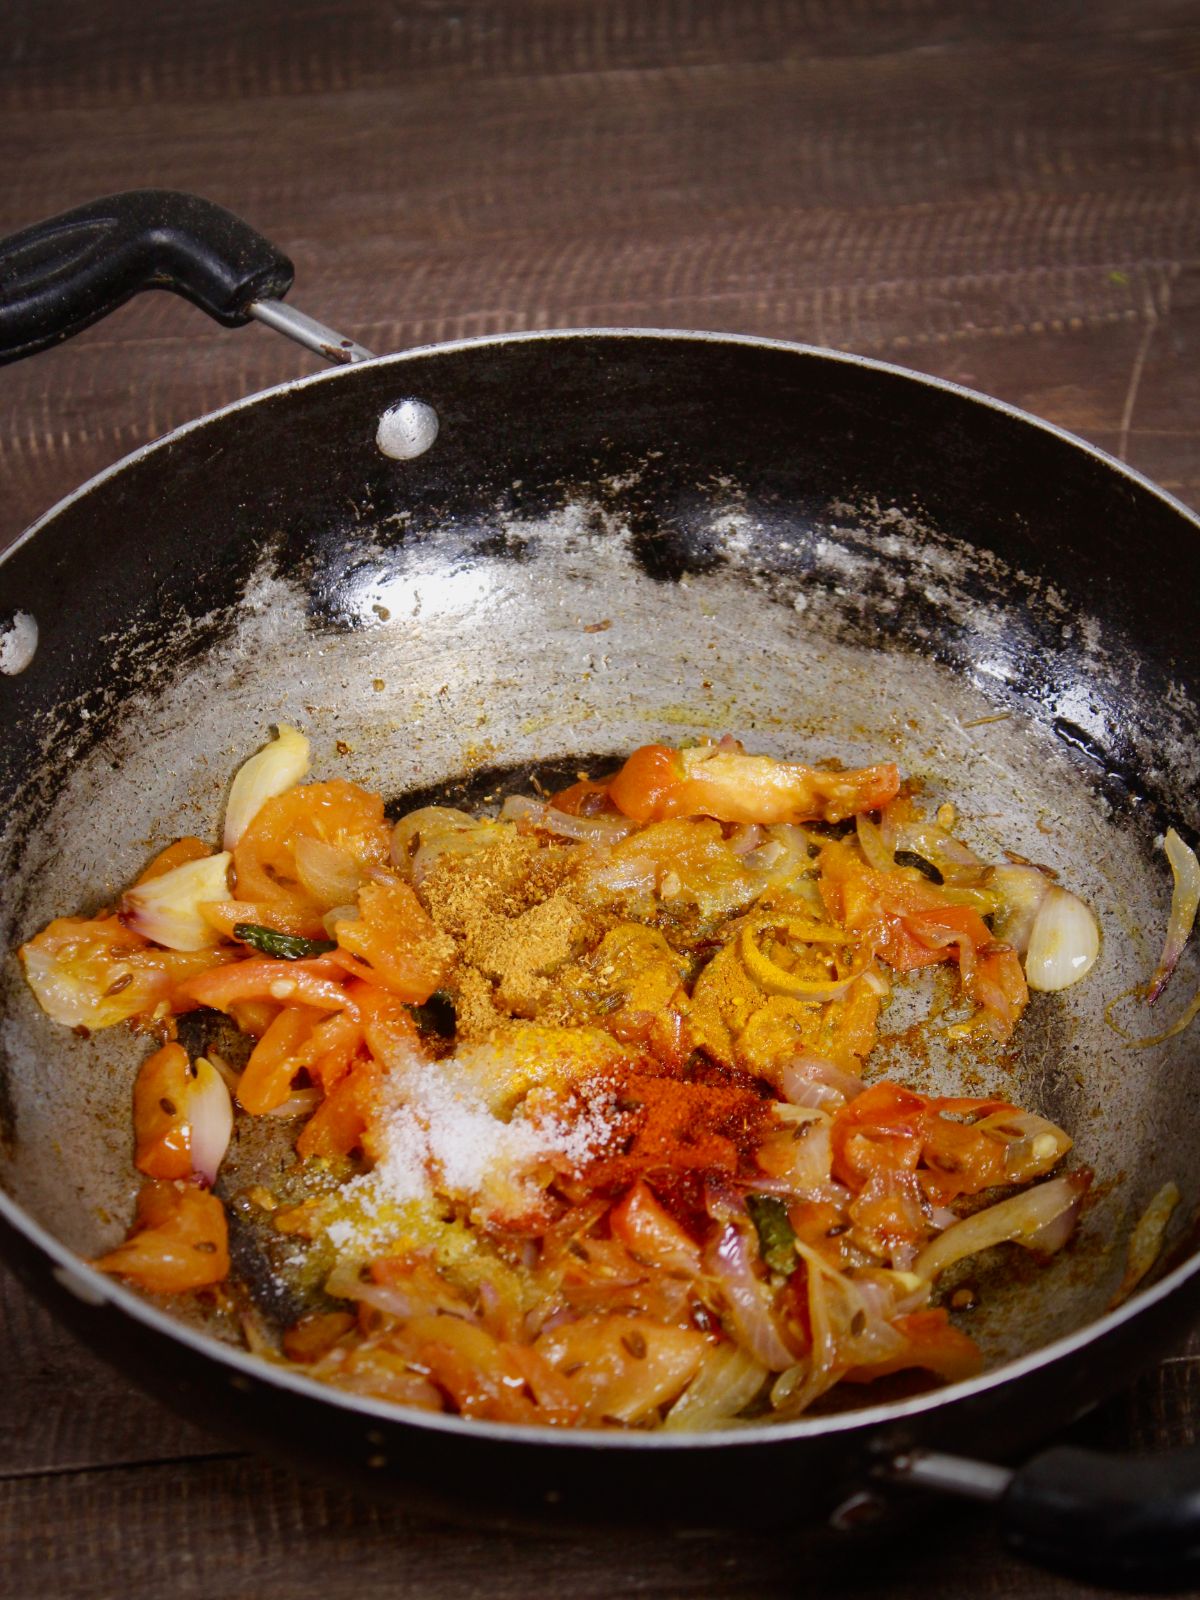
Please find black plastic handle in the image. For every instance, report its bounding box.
[0,189,294,364]
[1002,1442,1200,1591]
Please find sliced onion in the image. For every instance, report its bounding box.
[987,864,1051,956]
[189,1056,234,1185]
[1147,829,1200,1004]
[662,1343,768,1430]
[322,903,359,938]
[120,852,232,950]
[912,1172,1090,1282]
[391,806,512,886]
[500,793,638,845]
[704,1223,796,1371]
[728,824,766,857]
[1110,1181,1181,1307]
[973,1108,1072,1182]
[1024,885,1100,992]
[780,1052,865,1110]
[762,1104,834,1189]
[855,814,895,872]
[265,1088,322,1118]
[895,819,984,883]
[292,836,369,908]
[222,724,310,849]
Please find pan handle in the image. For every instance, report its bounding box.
[888,1443,1200,1590]
[0,189,373,366]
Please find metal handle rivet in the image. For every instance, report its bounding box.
[376,399,439,461]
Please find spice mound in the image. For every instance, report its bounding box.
[20,729,1101,1430]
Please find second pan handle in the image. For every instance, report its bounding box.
[0,189,372,366]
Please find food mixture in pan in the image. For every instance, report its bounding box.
[20,729,1106,1429]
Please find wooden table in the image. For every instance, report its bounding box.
[2,3,1199,1594]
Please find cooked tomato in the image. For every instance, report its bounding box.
[93,1180,229,1293]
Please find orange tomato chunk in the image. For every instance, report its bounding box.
[93,1180,229,1293]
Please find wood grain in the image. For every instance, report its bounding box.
[2,2,1200,1594]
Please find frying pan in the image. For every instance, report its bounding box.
[1,190,1199,1589]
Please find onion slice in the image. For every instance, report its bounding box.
[189,1056,234,1185]
[120,852,232,950]
[663,1344,768,1431]
[1109,1181,1181,1308]
[1147,829,1200,1004]
[500,793,639,846]
[704,1223,797,1372]
[913,1172,1090,1283]
[1024,885,1100,992]
[223,725,311,849]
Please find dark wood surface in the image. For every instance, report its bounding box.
[3,3,1200,1594]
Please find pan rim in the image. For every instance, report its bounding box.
[3,325,1200,573]
[3,323,1199,1453]
[4,1178,1198,1451]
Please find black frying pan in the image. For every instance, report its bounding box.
[2,191,1200,1589]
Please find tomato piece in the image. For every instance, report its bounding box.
[133,1042,194,1179]
[609,1181,703,1277]
[135,837,212,884]
[93,1180,229,1293]
[333,877,454,1003]
[174,956,357,1017]
[233,780,391,918]
[606,745,684,822]
[238,1005,321,1115]
[550,777,616,816]
[842,1308,982,1385]
[534,1314,710,1424]
[199,899,328,942]
[296,1055,384,1160]
[831,1083,927,1189]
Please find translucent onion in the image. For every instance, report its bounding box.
[973,1108,1072,1182]
[1147,829,1200,1004]
[120,852,232,950]
[391,806,511,886]
[189,1056,234,1186]
[780,1052,865,1111]
[499,793,639,845]
[704,1223,797,1371]
[1024,885,1100,992]
[662,1344,769,1431]
[986,864,1051,956]
[1109,1181,1181,1307]
[912,1172,1089,1282]
[895,820,985,883]
[294,836,368,908]
[222,724,310,849]
[855,813,895,872]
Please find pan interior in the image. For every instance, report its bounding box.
[0,335,1197,1408]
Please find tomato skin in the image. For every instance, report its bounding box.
[333,877,453,1003]
[135,837,212,884]
[831,1082,926,1189]
[238,1005,319,1115]
[174,956,356,1017]
[609,1181,703,1277]
[842,1308,982,1385]
[607,745,684,822]
[819,839,1028,1037]
[133,1042,194,1179]
[831,1081,1022,1204]
[233,780,391,918]
[93,1180,229,1293]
